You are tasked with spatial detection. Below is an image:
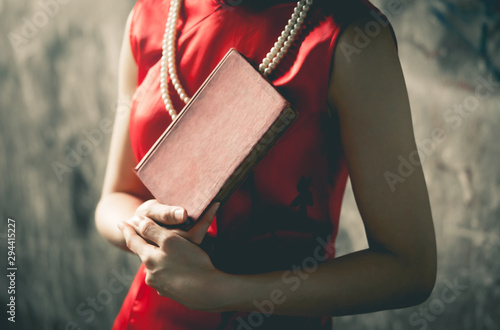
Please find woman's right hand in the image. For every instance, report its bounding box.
[129,199,219,247]
[133,199,187,227]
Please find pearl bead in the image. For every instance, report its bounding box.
[160,0,312,119]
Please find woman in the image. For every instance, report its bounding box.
[95,0,437,328]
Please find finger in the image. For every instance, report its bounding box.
[127,216,168,247]
[118,221,156,258]
[180,202,220,245]
[136,199,187,225]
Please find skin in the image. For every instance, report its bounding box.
[95,9,437,317]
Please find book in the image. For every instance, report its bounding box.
[135,49,297,230]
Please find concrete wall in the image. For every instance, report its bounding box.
[0,0,499,329]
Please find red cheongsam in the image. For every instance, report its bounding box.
[113,0,393,329]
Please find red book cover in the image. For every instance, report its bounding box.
[135,49,297,229]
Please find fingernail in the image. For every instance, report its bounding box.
[131,216,142,226]
[175,208,186,222]
[213,202,221,214]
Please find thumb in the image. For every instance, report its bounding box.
[187,202,220,245]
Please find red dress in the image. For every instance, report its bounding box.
[113,0,390,329]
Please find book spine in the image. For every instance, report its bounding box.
[213,106,297,203]
[172,107,296,232]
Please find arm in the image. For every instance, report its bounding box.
[120,19,437,315]
[216,20,437,316]
[95,10,189,251]
[94,9,145,251]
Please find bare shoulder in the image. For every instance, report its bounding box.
[328,15,400,113]
[327,15,415,158]
[325,15,436,294]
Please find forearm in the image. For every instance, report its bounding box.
[217,249,433,317]
[95,192,145,251]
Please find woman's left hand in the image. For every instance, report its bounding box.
[118,203,228,311]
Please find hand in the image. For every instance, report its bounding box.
[118,203,228,311]
[134,198,188,225]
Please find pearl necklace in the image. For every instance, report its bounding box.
[160,0,314,121]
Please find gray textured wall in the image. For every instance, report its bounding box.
[1,0,499,329]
